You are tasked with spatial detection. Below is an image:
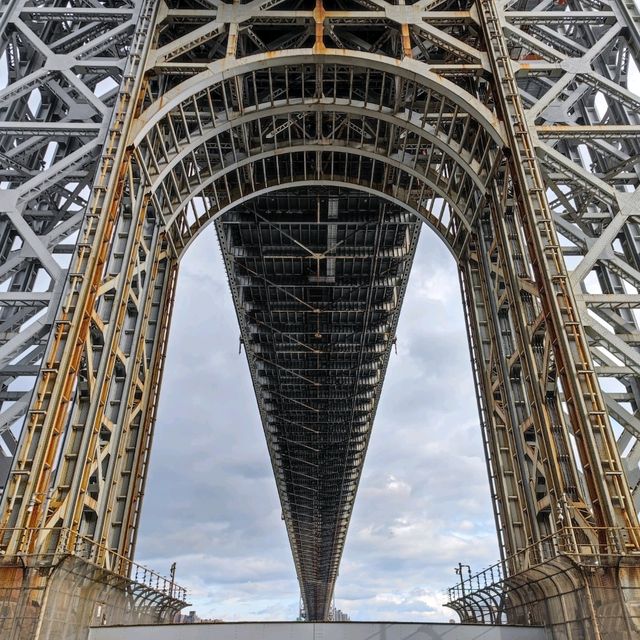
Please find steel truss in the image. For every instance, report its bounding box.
[1,0,640,634]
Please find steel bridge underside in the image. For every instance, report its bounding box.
[215,189,420,620]
[4,0,640,634]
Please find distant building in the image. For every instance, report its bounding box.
[174,611,225,624]
[332,608,350,622]
[175,611,200,624]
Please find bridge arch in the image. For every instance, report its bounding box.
[131,51,506,258]
[135,50,504,146]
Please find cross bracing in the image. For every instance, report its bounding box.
[0,0,640,636]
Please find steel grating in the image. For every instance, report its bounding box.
[215,189,420,619]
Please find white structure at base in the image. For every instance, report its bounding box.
[89,621,548,640]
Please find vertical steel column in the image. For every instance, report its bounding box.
[477,0,640,542]
[0,0,160,557]
[0,0,149,467]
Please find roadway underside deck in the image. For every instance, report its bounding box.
[215,188,421,619]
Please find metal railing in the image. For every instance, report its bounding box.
[0,527,188,602]
[447,526,640,603]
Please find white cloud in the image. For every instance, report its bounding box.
[134,225,499,622]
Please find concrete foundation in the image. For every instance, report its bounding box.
[0,557,185,640]
[447,554,640,639]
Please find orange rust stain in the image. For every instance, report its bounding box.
[401,23,412,59]
[314,0,325,49]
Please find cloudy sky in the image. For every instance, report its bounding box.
[134,223,499,622]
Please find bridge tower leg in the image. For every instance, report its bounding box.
[0,0,185,636]
[1,0,640,638]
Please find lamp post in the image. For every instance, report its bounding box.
[455,563,471,599]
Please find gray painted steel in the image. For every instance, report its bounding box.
[89,622,548,640]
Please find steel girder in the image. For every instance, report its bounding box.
[216,189,421,617]
[0,0,146,471]
[0,0,639,628]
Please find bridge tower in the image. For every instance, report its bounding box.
[1,0,640,637]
